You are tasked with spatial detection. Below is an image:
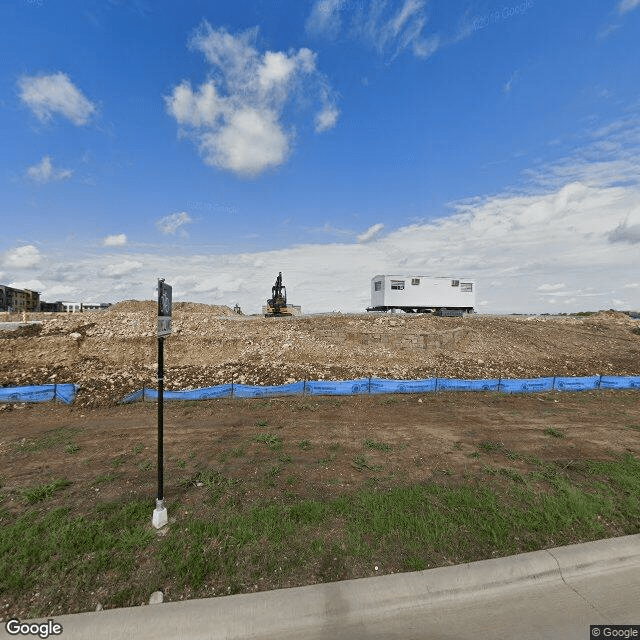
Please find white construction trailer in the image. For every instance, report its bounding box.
[367,275,475,315]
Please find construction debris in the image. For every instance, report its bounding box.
[0,303,638,407]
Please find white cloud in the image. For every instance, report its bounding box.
[618,0,640,13]
[607,220,640,244]
[8,112,640,315]
[156,212,193,235]
[17,72,96,125]
[9,279,45,292]
[45,284,77,297]
[358,223,384,243]
[503,71,519,95]
[2,245,42,269]
[537,283,565,292]
[309,0,439,61]
[26,156,73,183]
[166,22,337,177]
[104,261,143,277]
[199,108,290,175]
[102,234,127,247]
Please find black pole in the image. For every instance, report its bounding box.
[157,336,164,503]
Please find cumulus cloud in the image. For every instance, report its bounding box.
[102,234,127,247]
[618,0,640,13]
[2,245,42,269]
[156,212,193,235]
[358,223,384,242]
[607,220,640,244]
[17,72,96,125]
[165,22,338,177]
[104,260,143,277]
[26,156,73,183]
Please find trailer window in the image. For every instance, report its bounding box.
[411,278,420,285]
[391,280,405,290]
[374,281,382,291]
[461,282,473,292]
[451,280,459,287]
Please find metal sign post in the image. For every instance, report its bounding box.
[153,279,172,529]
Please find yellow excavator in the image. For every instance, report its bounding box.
[264,272,294,317]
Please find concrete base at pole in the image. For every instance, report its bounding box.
[152,499,168,529]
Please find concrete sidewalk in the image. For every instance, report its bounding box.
[3,534,639,640]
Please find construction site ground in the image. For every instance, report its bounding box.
[1,302,639,406]
[0,304,639,618]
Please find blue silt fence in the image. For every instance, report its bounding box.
[553,375,601,392]
[598,375,640,390]
[369,378,438,394]
[436,378,501,392]
[498,377,555,394]
[233,381,305,398]
[304,379,370,396]
[117,375,640,403]
[0,383,78,405]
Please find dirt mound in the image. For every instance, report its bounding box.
[107,300,155,313]
[1,307,639,407]
[173,302,235,315]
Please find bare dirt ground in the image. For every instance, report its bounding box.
[2,391,639,519]
[0,389,639,617]
[1,306,639,617]
[1,303,639,407]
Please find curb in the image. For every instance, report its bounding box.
[3,534,639,640]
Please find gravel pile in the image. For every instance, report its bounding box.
[1,303,638,407]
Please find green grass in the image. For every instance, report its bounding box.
[364,438,392,452]
[111,455,126,468]
[0,500,155,611]
[132,444,144,455]
[256,419,269,427]
[478,441,504,453]
[298,440,312,450]
[254,434,283,451]
[21,479,72,504]
[138,460,153,471]
[544,427,566,439]
[94,473,119,484]
[2,454,639,615]
[65,443,80,454]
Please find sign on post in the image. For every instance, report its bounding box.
[157,281,172,337]
[153,278,172,529]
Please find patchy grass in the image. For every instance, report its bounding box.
[3,454,638,618]
[544,427,566,439]
[13,428,81,453]
[21,479,72,504]
[363,438,392,452]
[478,441,504,453]
[254,434,283,451]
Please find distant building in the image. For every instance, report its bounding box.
[0,285,40,312]
[1,285,111,313]
[40,301,64,312]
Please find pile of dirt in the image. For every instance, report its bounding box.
[1,307,639,407]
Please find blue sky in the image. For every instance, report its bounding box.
[2,0,640,313]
